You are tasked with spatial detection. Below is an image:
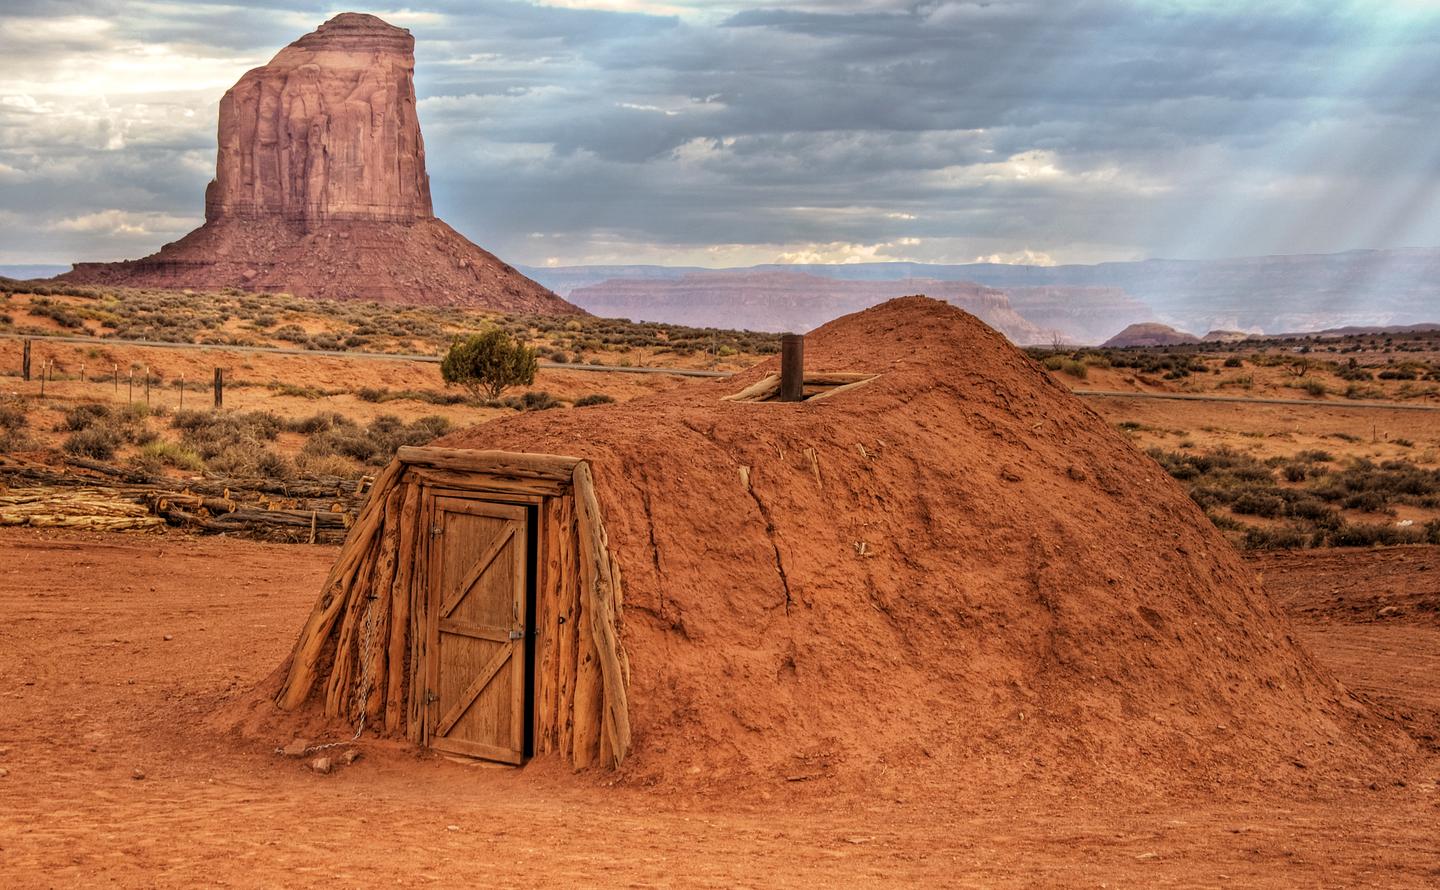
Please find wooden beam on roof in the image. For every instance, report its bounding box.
[396,446,581,480]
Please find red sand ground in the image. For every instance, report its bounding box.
[0,527,1436,887]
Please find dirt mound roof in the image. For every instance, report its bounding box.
[423,297,1404,787]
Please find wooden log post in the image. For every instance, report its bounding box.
[571,461,632,768]
[213,367,223,409]
[274,460,406,710]
[21,339,30,381]
[384,483,421,734]
[554,494,579,760]
[779,333,804,402]
[363,487,405,726]
[144,366,150,408]
[326,542,381,718]
[535,497,563,754]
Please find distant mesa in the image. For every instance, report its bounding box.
[59,13,578,315]
[1200,329,1252,343]
[568,270,1065,345]
[1101,322,1201,348]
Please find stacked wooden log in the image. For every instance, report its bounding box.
[0,487,164,531]
[273,446,632,769]
[0,454,368,542]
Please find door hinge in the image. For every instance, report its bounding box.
[425,691,438,703]
[430,525,443,537]
[508,629,524,640]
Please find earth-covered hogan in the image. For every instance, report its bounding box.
[250,297,1411,789]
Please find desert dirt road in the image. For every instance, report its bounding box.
[1,528,1437,887]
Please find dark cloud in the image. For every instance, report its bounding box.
[5,1,1440,266]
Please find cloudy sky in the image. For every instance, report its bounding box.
[4,1,1440,269]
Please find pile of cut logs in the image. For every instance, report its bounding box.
[0,454,373,543]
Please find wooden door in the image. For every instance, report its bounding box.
[426,497,529,763]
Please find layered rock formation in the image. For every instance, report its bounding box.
[1101,322,1200,348]
[568,270,1057,343]
[205,12,432,225]
[62,13,577,314]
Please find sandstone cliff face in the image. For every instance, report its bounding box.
[206,13,431,225]
[61,13,577,315]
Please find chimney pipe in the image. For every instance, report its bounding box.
[779,333,804,402]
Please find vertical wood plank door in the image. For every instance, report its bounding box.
[426,497,529,764]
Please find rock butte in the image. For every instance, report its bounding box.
[61,13,578,314]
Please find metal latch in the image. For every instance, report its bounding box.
[425,691,438,703]
[430,525,443,537]
[508,630,524,640]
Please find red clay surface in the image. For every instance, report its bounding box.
[2,536,1438,884]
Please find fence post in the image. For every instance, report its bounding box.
[22,339,31,381]
[214,367,223,409]
[179,375,184,411]
[144,366,150,408]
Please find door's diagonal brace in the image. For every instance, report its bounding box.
[440,523,516,619]
[435,644,512,737]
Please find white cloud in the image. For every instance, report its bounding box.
[617,102,680,116]
[46,209,197,236]
[773,240,922,264]
[973,249,1057,267]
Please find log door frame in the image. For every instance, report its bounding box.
[419,487,542,764]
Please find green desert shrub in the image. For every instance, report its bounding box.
[130,440,205,474]
[301,414,450,467]
[1241,526,1308,550]
[521,390,561,411]
[63,427,122,460]
[441,328,538,400]
[207,441,293,479]
[0,399,31,451]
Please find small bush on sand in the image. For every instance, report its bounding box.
[574,393,615,407]
[0,400,28,434]
[131,441,205,474]
[285,411,351,434]
[1242,526,1308,550]
[1326,522,1425,547]
[441,328,538,400]
[59,403,112,432]
[63,427,122,460]
[294,451,360,479]
[1232,491,1286,517]
[521,390,560,411]
[207,442,293,478]
[302,414,451,467]
[0,399,31,450]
